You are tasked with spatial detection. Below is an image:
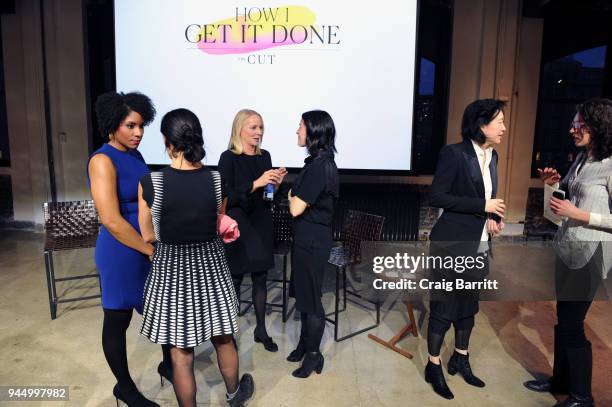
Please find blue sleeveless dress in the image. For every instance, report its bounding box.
[87,143,150,313]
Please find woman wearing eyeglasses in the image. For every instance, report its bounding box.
[524,98,612,407]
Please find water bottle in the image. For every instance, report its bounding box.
[263,183,274,201]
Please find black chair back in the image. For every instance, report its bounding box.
[43,200,100,252]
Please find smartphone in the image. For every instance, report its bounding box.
[552,190,565,200]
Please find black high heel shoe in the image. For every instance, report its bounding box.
[286,340,306,362]
[113,383,160,407]
[292,352,324,378]
[254,332,278,352]
[157,361,173,387]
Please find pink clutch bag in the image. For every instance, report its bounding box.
[217,213,240,243]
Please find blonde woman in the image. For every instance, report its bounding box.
[218,109,287,351]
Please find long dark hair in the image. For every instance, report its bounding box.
[577,98,612,161]
[302,110,337,157]
[160,108,205,163]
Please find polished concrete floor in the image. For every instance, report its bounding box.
[0,230,610,406]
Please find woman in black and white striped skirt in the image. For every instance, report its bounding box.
[138,108,254,407]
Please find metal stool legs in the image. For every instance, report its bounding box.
[325,265,380,342]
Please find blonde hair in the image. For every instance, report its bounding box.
[228,109,263,155]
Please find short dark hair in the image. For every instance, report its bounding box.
[577,98,612,162]
[160,108,205,163]
[94,91,156,137]
[302,110,337,156]
[461,99,506,143]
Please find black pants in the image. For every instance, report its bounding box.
[551,245,603,398]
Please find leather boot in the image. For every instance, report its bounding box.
[447,351,485,387]
[425,360,454,400]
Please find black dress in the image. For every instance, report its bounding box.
[218,150,275,275]
[290,151,339,317]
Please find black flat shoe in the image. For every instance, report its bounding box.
[425,361,454,400]
[113,383,160,407]
[292,352,324,378]
[286,340,306,362]
[227,373,255,407]
[254,332,278,352]
[524,378,555,393]
[157,361,173,387]
[553,394,594,407]
[447,351,485,388]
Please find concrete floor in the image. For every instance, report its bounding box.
[0,230,610,406]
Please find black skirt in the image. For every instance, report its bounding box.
[289,221,333,317]
[427,241,489,323]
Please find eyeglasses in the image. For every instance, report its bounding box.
[570,120,586,130]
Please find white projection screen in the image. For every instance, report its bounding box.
[115,0,418,170]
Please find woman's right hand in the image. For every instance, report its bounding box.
[485,199,505,218]
[537,167,561,186]
[145,242,155,260]
[253,169,282,189]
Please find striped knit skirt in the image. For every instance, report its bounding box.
[140,238,239,348]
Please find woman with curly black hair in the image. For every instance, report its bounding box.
[525,98,612,407]
[88,91,162,406]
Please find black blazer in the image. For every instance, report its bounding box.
[429,139,499,242]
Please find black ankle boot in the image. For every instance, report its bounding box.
[292,352,324,378]
[447,351,485,388]
[157,361,173,387]
[425,361,454,400]
[287,340,306,362]
[254,330,278,352]
[227,373,255,407]
[113,383,159,407]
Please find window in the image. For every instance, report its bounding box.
[530,2,612,177]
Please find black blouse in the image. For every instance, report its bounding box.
[140,167,222,244]
[292,151,338,226]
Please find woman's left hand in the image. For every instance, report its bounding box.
[549,197,589,223]
[278,167,288,185]
[487,219,504,236]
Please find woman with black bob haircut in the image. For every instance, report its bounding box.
[525,98,612,407]
[424,98,507,399]
[88,91,161,407]
[286,110,339,378]
[138,108,254,407]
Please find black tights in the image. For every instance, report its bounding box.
[102,308,171,392]
[233,271,270,337]
[427,324,473,357]
[298,312,325,353]
[170,335,239,407]
[102,308,135,391]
